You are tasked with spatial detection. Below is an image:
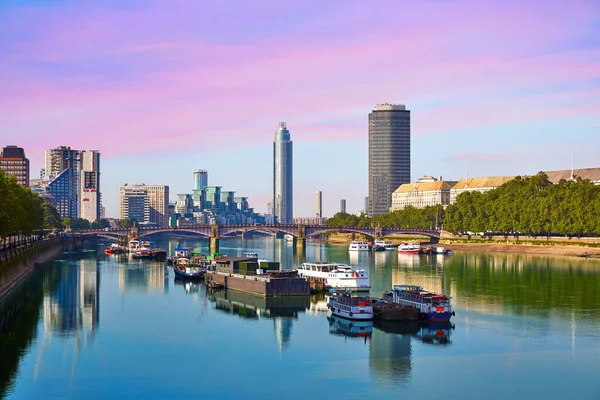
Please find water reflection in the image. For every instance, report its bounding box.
[118,263,168,294]
[327,315,372,343]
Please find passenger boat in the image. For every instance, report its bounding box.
[297,262,370,291]
[397,243,421,254]
[374,239,396,251]
[327,290,374,320]
[348,241,370,251]
[386,285,454,322]
[128,239,140,252]
[173,258,205,280]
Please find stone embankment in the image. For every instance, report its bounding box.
[0,237,68,300]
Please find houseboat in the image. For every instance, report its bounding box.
[397,243,421,254]
[385,285,454,322]
[297,262,370,291]
[374,239,396,251]
[327,290,374,320]
[173,258,205,280]
[348,241,370,251]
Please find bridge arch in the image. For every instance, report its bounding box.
[138,228,210,239]
[306,227,376,241]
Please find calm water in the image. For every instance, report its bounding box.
[1,237,600,400]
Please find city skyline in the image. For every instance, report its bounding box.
[1,1,599,218]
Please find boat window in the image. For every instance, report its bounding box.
[322,266,329,272]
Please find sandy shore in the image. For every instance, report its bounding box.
[440,242,600,258]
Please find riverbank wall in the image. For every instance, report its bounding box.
[0,238,71,301]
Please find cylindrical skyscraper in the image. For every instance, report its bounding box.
[368,104,411,216]
[273,122,293,224]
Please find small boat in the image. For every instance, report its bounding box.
[434,246,453,255]
[374,239,396,251]
[104,247,113,255]
[348,241,370,251]
[128,239,140,252]
[327,290,374,320]
[386,285,454,322]
[173,258,205,280]
[298,262,370,291]
[397,243,421,254]
[174,244,193,258]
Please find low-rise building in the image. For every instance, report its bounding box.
[390,176,451,211]
[450,176,515,204]
[543,168,600,185]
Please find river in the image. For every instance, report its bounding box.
[1,237,599,399]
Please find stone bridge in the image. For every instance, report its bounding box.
[76,224,440,246]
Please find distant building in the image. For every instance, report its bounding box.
[120,184,169,226]
[273,122,293,223]
[0,145,30,187]
[543,168,600,185]
[364,197,369,216]
[79,151,101,222]
[450,176,516,204]
[340,199,346,213]
[316,191,322,218]
[193,169,208,190]
[391,176,451,211]
[368,104,411,216]
[119,185,150,224]
[292,217,327,225]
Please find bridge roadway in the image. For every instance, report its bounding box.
[75,224,440,241]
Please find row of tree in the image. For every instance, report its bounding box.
[0,171,63,244]
[326,173,600,237]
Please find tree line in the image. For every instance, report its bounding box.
[0,170,62,246]
[326,173,600,237]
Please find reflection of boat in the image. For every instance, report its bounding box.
[174,280,201,294]
[173,258,205,280]
[297,262,370,291]
[373,319,421,335]
[328,315,373,339]
[349,241,370,251]
[327,290,374,320]
[207,280,224,289]
[374,240,396,251]
[387,285,454,322]
[415,323,453,344]
[284,234,294,243]
[397,243,421,254]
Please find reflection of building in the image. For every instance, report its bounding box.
[118,266,168,293]
[274,317,293,353]
[0,145,30,187]
[369,328,412,385]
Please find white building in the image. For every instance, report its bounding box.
[79,150,101,222]
[449,176,515,204]
[390,176,451,211]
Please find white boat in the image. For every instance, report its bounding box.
[397,243,421,254]
[244,252,272,264]
[434,246,453,254]
[128,239,140,252]
[374,239,396,251]
[297,262,370,291]
[327,290,374,320]
[349,241,370,251]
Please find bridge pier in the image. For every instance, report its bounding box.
[210,238,219,253]
[295,237,306,249]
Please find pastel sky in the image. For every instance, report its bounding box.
[1,0,599,218]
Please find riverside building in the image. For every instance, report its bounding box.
[368,104,411,216]
[273,122,293,224]
[390,176,451,211]
[119,184,169,225]
[0,145,29,187]
[79,151,101,222]
[449,176,515,204]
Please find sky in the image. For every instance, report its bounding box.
[1,0,599,218]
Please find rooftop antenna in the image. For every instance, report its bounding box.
[570,152,575,180]
[465,160,469,188]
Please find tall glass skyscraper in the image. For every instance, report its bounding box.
[273,122,293,224]
[368,104,411,216]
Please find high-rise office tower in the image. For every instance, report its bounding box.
[340,199,346,213]
[193,169,208,191]
[316,191,322,218]
[0,145,30,187]
[368,104,411,216]
[273,122,293,224]
[79,150,101,222]
[45,146,81,219]
[120,184,169,225]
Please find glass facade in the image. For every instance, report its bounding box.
[48,168,78,219]
[368,105,411,216]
